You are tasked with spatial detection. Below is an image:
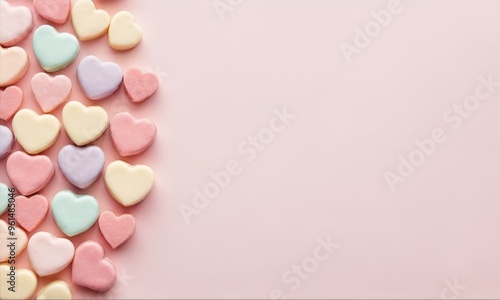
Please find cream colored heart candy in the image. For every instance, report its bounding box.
[12,109,61,154]
[71,0,110,41]
[0,219,28,262]
[37,280,72,300]
[0,264,37,300]
[62,101,109,146]
[105,160,154,207]
[108,11,142,50]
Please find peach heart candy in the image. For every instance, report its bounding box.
[6,151,54,195]
[0,219,28,262]
[110,112,157,156]
[33,0,71,25]
[124,68,159,103]
[15,194,49,232]
[98,211,135,249]
[0,85,23,121]
[31,72,72,113]
[72,241,116,292]
[0,45,29,87]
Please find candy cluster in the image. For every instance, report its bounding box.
[0,1,159,299]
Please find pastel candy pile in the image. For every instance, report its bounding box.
[0,0,157,296]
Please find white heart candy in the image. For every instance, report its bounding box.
[0,264,37,299]
[37,280,73,300]
[0,219,28,262]
[105,160,154,207]
[12,109,61,154]
[62,101,109,146]
[108,11,142,50]
[71,0,110,41]
[28,232,75,277]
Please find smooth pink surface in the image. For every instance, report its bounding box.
[72,241,116,292]
[0,0,499,299]
[33,0,71,25]
[0,85,23,121]
[31,72,72,113]
[123,68,159,103]
[6,151,54,195]
[98,211,135,249]
[109,112,156,156]
[15,194,49,232]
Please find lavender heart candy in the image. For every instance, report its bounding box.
[58,145,105,189]
[77,55,123,100]
[0,126,14,159]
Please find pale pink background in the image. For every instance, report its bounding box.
[1,0,500,299]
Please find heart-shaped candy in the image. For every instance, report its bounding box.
[110,112,157,156]
[37,280,73,300]
[0,86,23,121]
[72,241,116,292]
[51,190,99,237]
[0,219,28,262]
[0,264,37,300]
[124,68,159,103]
[0,125,14,159]
[15,194,49,232]
[0,1,34,47]
[58,145,105,189]
[105,160,154,207]
[108,11,142,50]
[12,109,61,154]
[77,55,123,100]
[62,101,109,146]
[71,0,110,41]
[99,211,136,249]
[0,183,10,215]
[0,46,29,87]
[31,73,72,113]
[6,151,54,195]
[28,231,75,276]
[33,25,80,72]
[33,0,71,25]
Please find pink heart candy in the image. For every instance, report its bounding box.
[72,241,116,292]
[15,195,49,232]
[6,151,54,195]
[110,112,157,156]
[98,211,135,249]
[0,86,23,121]
[123,68,159,103]
[33,0,71,25]
[31,72,72,113]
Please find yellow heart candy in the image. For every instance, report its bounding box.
[37,280,73,300]
[105,160,154,207]
[62,101,109,146]
[71,0,110,41]
[0,46,29,87]
[0,264,37,299]
[12,109,61,154]
[108,11,142,50]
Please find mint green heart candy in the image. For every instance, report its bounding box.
[51,190,99,237]
[33,25,80,72]
[0,183,9,215]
